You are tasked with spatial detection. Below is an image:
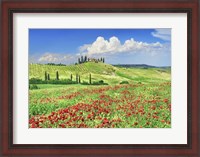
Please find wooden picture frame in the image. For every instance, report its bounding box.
[1,0,199,156]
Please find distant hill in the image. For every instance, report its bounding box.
[113,64,171,69]
[29,62,171,84]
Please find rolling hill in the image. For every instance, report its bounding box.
[29,62,171,84]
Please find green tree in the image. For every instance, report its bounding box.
[70,74,73,81]
[76,74,78,83]
[84,56,87,63]
[89,73,92,84]
[45,71,47,81]
[79,75,81,83]
[56,71,59,80]
[47,74,50,80]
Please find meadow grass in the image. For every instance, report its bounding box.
[29,63,171,128]
[29,82,171,128]
[29,62,170,84]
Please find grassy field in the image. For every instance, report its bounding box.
[29,62,170,84]
[29,62,171,128]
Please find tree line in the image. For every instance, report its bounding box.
[77,55,105,64]
[44,71,93,84]
[29,71,108,86]
[45,63,66,66]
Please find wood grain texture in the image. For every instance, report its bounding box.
[1,0,199,156]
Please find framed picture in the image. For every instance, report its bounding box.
[1,0,199,156]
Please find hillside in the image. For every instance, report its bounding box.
[29,62,171,84]
[113,64,157,68]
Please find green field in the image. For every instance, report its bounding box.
[29,62,171,128]
[29,62,170,84]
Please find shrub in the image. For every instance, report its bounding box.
[29,78,77,85]
[29,78,45,84]
[92,80,108,85]
[29,84,39,90]
[81,81,90,85]
[92,81,101,85]
[120,81,129,84]
[47,79,77,84]
[99,80,104,84]
[46,63,65,66]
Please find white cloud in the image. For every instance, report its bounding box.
[151,29,171,41]
[38,53,59,62]
[79,36,166,56]
[38,52,75,64]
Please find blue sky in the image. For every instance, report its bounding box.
[29,29,171,66]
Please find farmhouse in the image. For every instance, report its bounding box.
[88,58,99,63]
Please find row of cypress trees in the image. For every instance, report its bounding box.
[45,71,92,84]
[78,56,88,64]
[45,71,51,80]
[78,56,105,64]
[45,71,59,80]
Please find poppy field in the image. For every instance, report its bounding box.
[29,81,171,128]
[29,28,172,128]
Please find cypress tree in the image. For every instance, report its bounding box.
[81,56,83,63]
[79,75,81,83]
[76,74,78,83]
[89,73,92,84]
[70,74,73,81]
[47,74,50,80]
[84,56,87,63]
[56,71,59,80]
[45,71,47,81]
[78,58,81,64]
